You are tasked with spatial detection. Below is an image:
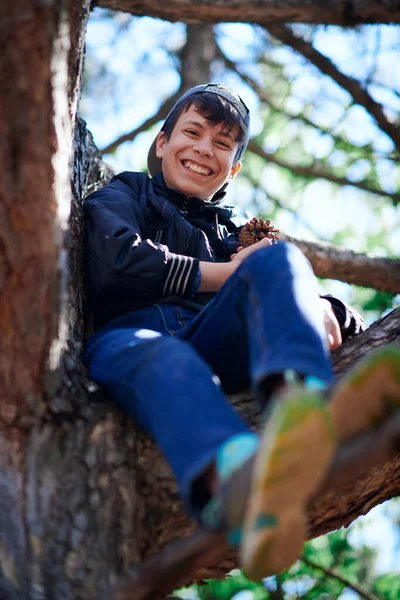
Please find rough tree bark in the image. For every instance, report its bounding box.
[96,0,400,25]
[281,235,400,295]
[1,2,400,599]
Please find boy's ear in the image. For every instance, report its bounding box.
[229,161,242,180]
[156,131,167,158]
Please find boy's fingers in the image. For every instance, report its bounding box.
[329,327,342,350]
[328,314,342,350]
[231,237,274,264]
[259,237,273,246]
[320,298,342,350]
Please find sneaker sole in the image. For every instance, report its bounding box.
[240,390,336,581]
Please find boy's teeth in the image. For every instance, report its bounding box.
[183,161,211,176]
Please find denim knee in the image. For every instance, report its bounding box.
[238,241,312,280]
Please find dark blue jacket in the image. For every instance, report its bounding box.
[84,171,365,339]
[83,171,241,329]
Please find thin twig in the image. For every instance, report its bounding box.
[216,43,392,161]
[265,24,400,150]
[247,139,400,203]
[302,556,380,600]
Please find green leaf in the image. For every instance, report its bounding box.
[374,573,400,600]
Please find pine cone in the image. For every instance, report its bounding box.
[239,217,280,248]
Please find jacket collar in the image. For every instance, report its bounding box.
[151,172,228,215]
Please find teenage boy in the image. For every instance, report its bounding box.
[83,83,400,580]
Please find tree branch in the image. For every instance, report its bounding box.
[301,556,380,600]
[96,1,400,26]
[281,234,400,294]
[265,575,286,600]
[247,140,400,203]
[333,307,400,376]
[265,24,400,150]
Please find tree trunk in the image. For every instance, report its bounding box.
[1,2,400,599]
[0,1,91,596]
[181,25,217,89]
[97,0,400,25]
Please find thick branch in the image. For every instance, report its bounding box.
[266,24,400,150]
[248,140,400,203]
[331,308,400,376]
[281,235,400,294]
[96,1,400,25]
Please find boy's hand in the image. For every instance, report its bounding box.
[320,298,342,350]
[199,239,272,292]
[230,237,273,263]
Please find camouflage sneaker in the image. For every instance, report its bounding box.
[240,387,336,581]
[241,344,400,581]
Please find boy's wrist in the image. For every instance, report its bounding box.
[198,261,236,292]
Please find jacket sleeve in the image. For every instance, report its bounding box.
[321,294,366,342]
[83,184,200,304]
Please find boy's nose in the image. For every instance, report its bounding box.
[193,138,214,157]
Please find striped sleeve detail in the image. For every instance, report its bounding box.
[162,254,197,297]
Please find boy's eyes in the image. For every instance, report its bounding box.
[184,129,233,149]
[216,140,232,149]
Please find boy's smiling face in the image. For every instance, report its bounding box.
[155,104,242,200]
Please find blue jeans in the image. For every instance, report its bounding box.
[83,243,334,517]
